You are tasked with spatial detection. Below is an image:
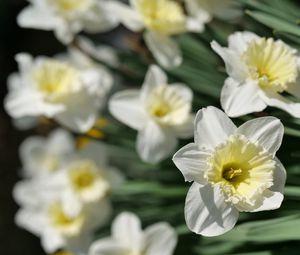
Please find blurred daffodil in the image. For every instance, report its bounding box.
[109,65,194,163]
[173,106,286,236]
[89,212,177,255]
[5,53,112,133]
[19,129,75,177]
[109,0,205,68]
[17,0,119,44]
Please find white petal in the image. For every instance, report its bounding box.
[17,5,59,30]
[15,209,44,236]
[55,90,101,133]
[47,129,75,155]
[185,0,211,28]
[13,180,42,207]
[107,1,144,31]
[85,199,112,231]
[236,116,284,155]
[194,106,236,149]
[260,89,300,118]
[172,114,194,139]
[4,88,64,118]
[41,228,65,254]
[144,223,177,255]
[15,53,33,74]
[221,78,267,117]
[109,90,148,130]
[251,190,283,213]
[61,189,82,218]
[137,121,178,163]
[54,21,75,45]
[141,65,168,101]
[172,143,210,184]
[171,83,193,102]
[272,158,287,194]
[228,31,260,54]
[112,212,143,251]
[144,31,182,69]
[81,2,119,33]
[211,41,248,82]
[185,183,239,236]
[89,238,128,255]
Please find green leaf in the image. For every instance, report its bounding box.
[246,10,300,37]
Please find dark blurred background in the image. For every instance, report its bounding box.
[0,0,64,254]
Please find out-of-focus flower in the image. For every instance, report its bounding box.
[173,106,286,236]
[17,0,119,44]
[109,65,194,163]
[15,188,111,254]
[89,212,177,255]
[49,142,124,214]
[5,53,112,132]
[185,0,241,23]
[108,0,205,68]
[211,31,300,117]
[19,129,75,177]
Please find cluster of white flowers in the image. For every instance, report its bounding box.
[7,0,298,254]
[14,129,124,253]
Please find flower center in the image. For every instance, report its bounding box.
[136,0,186,35]
[67,160,111,202]
[32,60,81,102]
[222,163,243,181]
[48,201,84,236]
[146,85,190,125]
[68,161,98,191]
[206,134,276,211]
[48,0,91,13]
[242,38,298,92]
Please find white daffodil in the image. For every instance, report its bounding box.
[89,212,177,255]
[50,142,124,215]
[173,106,286,236]
[185,0,241,23]
[109,65,194,163]
[17,0,118,44]
[211,31,300,117]
[108,0,205,68]
[19,129,74,177]
[5,53,112,132]
[15,189,111,254]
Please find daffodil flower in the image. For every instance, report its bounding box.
[50,142,125,215]
[15,140,124,219]
[211,31,300,117]
[108,0,205,68]
[5,53,112,132]
[15,192,111,254]
[14,140,121,253]
[17,0,119,44]
[19,129,75,177]
[109,65,194,163]
[89,212,177,255]
[173,106,286,236]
